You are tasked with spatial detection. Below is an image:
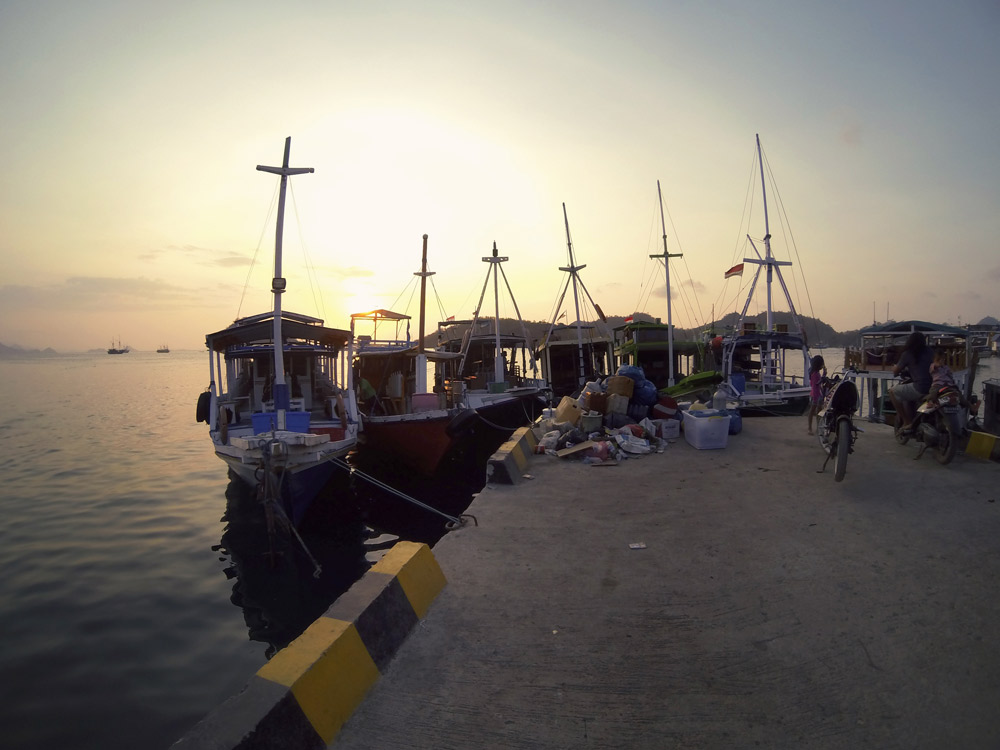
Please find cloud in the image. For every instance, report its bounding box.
[988,264,1000,282]
[0,276,209,314]
[141,244,253,268]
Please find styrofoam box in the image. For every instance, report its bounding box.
[682,410,731,449]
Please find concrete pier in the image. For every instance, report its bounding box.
[331,419,1000,749]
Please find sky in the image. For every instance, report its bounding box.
[1,0,998,352]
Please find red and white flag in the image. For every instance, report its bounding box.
[445,315,455,321]
[624,315,634,323]
[724,263,744,279]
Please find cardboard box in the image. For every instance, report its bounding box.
[681,410,731,449]
[554,395,583,425]
[605,375,635,398]
[585,391,608,414]
[652,418,680,439]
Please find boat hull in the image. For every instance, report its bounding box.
[214,427,354,525]
[360,409,463,477]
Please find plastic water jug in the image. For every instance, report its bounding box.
[712,387,727,411]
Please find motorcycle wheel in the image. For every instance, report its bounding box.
[933,415,957,465]
[834,419,850,481]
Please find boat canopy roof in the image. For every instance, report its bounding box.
[206,311,350,352]
[728,331,806,349]
[859,320,969,338]
[351,309,410,322]
[356,344,463,362]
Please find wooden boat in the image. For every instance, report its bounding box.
[156,345,170,353]
[434,241,549,426]
[107,337,130,354]
[614,182,711,395]
[534,204,614,399]
[351,237,472,476]
[197,138,359,526]
[613,320,708,391]
[718,135,812,416]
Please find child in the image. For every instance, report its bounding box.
[929,348,957,394]
[807,354,825,435]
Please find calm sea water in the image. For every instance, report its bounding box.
[0,351,378,750]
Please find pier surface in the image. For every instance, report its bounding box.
[332,419,1000,749]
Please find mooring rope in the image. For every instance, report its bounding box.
[330,457,475,530]
[254,439,324,578]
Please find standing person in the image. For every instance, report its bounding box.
[807,354,826,435]
[888,331,933,430]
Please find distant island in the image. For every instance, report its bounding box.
[0,343,61,359]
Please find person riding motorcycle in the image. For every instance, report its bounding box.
[888,331,933,431]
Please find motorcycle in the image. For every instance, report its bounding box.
[817,372,861,481]
[894,382,965,464]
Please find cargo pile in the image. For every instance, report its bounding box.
[531,364,744,463]
[533,365,687,464]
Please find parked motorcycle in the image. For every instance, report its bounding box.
[894,383,965,464]
[817,372,861,481]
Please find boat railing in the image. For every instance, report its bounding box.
[845,343,969,372]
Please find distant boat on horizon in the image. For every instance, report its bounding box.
[156,345,170,353]
[107,337,130,355]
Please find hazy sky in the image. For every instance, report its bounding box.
[2,0,997,351]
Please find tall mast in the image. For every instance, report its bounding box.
[755,133,775,333]
[562,203,586,389]
[414,233,433,391]
[650,180,683,386]
[256,137,314,425]
[491,242,504,383]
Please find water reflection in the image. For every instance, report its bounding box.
[216,476,370,658]
[215,443,487,655]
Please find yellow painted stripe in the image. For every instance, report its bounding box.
[257,616,380,743]
[517,425,538,449]
[511,440,529,470]
[496,439,528,472]
[966,431,997,460]
[373,542,447,619]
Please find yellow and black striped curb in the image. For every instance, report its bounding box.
[487,425,538,484]
[965,430,1000,462]
[171,541,446,750]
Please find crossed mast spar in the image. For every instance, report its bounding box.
[539,203,611,391]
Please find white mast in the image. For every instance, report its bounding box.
[562,203,586,389]
[256,137,313,429]
[739,134,808,384]
[650,180,683,386]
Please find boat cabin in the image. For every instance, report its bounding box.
[612,321,706,390]
[436,318,544,402]
[351,309,462,415]
[205,310,351,429]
